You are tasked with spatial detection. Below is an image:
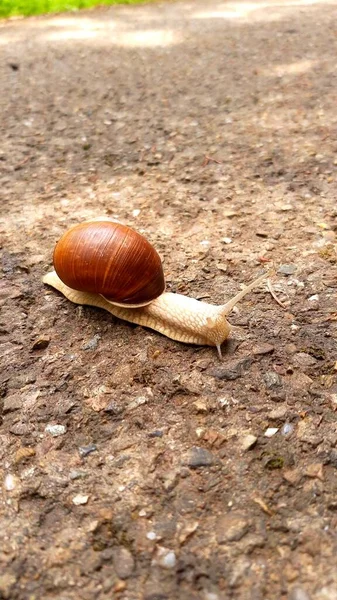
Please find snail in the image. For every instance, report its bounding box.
[43,218,270,358]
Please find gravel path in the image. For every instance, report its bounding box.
[1,1,337,598]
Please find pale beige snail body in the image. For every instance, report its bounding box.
[43,219,270,358]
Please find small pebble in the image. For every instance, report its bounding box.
[216,513,250,543]
[289,585,311,600]
[155,547,176,569]
[146,531,157,541]
[264,371,282,389]
[278,264,297,276]
[281,423,294,436]
[45,424,67,437]
[308,294,319,302]
[241,434,258,451]
[72,494,89,505]
[82,334,101,351]
[4,474,17,491]
[69,470,87,480]
[113,547,135,579]
[148,430,164,438]
[126,396,147,411]
[182,447,215,468]
[78,444,97,457]
[221,237,232,244]
[264,427,279,437]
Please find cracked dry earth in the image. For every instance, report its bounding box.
[1,0,337,598]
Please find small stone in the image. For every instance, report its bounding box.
[104,400,122,415]
[221,237,232,244]
[252,343,274,355]
[283,468,302,485]
[153,547,176,569]
[113,547,135,579]
[278,264,297,276]
[264,427,279,438]
[216,513,250,543]
[269,406,288,420]
[4,473,18,491]
[205,593,219,600]
[289,585,311,600]
[308,294,319,302]
[211,357,252,381]
[126,396,147,412]
[305,463,324,480]
[241,434,258,451]
[78,444,97,457]
[329,449,337,468]
[0,573,16,599]
[9,422,32,436]
[82,334,101,351]
[148,430,164,438]
[192,398,208,412]
[69,470,87,480]
[45,424,67,437]
[293,352,317,367]
[3,394,22,413]
[72,494,89,505]
[146,531,157,541]
[182,447,215,468]
[32,337,50,350]
[281,422,294,436]
[264,371,283,389]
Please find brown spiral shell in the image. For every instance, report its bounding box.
[53,220,165,307]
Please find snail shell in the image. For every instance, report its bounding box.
[53,220,165,307]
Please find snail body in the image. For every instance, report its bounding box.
[43,219,269,357]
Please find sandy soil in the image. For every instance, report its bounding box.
[0,0,337,598]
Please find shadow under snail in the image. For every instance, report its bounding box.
[43,218,271,358]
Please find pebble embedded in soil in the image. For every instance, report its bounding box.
[81,334,101,351]
[211,357,252,381]
[241,434,258,451]
[78,444,97,457]
[182,447,216,468]
[45,424,67,437]
[216,513,250,543]
[264,427,279,437]
[288,586,311,600]
[72,494,89,505]
[278,264,297,276]
[153,547,176,569]
[4,474,18,491]
[264,371,283,390]
[113,547,135,579]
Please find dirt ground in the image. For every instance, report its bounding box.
[1,0,337,598]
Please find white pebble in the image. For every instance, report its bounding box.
[72,494,89,505]
[156,547,176,569]
[4,474,17,491]
[308,294,319,302]
[146,531,157,540]
[221,237,232,244]
[45,424,67,437]
[264,427,279,438]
